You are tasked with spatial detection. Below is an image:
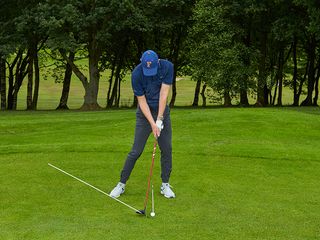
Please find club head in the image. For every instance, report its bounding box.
[136,210,145,215]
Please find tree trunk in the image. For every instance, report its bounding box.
[59,49,99,110]
[82,34,101,110]
[108,51,124,108]
[108,38,128,108]
[12,50,30,110]
[27,49,34,110]
[272,73,278,105]
[106,57,116,107]
[116,71,121,108]
[200,83,207,107]
[224,91,232,106]
[112,59,124,108]
[264,85,269,106]
[313,63,320,106]
[256,31,268,106]
[32,44,40,110]
[56,51,75,110]
[240,89,249,106]
[297,60,309,104]
[169,27,182,108]
[26,41,40,110]
[314,76,319,106]
[59,49,88,88]
[116,47,126,108]
[7,65,15,110]
[59,47,100,110]
[109,71,119,108]
[192,79,201,107]
[301,35,316,106]
[240,28,251,107]
[7,50,23,110]
[276,47,284,106]
[292,36,299,106]
[0,56,6,110]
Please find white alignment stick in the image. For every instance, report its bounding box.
[151,184,155,213]
[48,163,140,213]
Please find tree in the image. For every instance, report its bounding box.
[0,0,48,110]
[56,51,75,110]
[296,0,320,106]
[39,0,119,109]
[42,0,164,110]
[16,3,48,110]
[0,56,5,110]
[149,0,195,107]
[99,0,195,108]
[190,0,256,106]
[0,0,21,110]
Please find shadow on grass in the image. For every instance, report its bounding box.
[284,106,320,115]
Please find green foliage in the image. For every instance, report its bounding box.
[295,0,320,38]
[1,0,319,108]
[0,0,23,56]
[190,0,320,105]
[190,0,257,95]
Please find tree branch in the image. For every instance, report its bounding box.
[59,49,89,89]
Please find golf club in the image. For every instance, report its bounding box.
[137,140,157,215]
[48,163,142,214]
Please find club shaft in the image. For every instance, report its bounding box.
[48,163,140,213]
[143,140,157,210]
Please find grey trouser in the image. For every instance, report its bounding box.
[120,105,172,184]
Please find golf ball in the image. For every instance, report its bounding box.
[150,212,155,217]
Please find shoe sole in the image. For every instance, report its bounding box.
[160,190,175,198]
[110,190,124,198]
[110,194,120,198]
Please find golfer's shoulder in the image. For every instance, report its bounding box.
[160,59,173,70]
[132,64,143,79]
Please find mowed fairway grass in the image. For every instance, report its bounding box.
[1,107,320,240]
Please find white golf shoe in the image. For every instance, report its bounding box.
[160,183,175,198]
[109,182,125,198]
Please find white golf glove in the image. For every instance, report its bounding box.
[156,119,164,132]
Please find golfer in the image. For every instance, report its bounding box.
[110,50,175,199]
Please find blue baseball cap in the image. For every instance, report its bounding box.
[140,50,159,76]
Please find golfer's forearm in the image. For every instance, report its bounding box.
[157,84,171,119]
[137,96,155,125]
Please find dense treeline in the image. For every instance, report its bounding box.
[0,0,319,110]
[190,0,320,107]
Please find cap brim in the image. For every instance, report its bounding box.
[142,67,158,76]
